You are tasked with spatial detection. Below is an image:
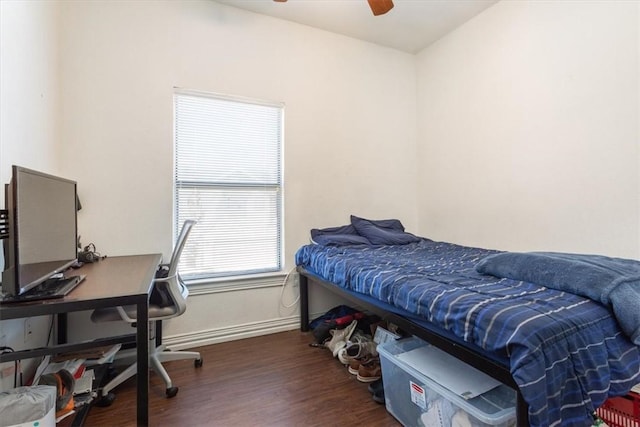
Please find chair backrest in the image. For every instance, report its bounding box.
[152,219,196,319]
[166,219,197,278]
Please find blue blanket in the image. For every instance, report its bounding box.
[475,251,640,345]
[296,240,640,427]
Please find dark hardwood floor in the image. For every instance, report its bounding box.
[84,330,400,426]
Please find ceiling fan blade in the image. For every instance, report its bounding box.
[367,0,394,16]
[273,0,393,16]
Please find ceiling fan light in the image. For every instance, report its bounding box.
[367,0,394,16]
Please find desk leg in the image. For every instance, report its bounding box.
[136,298,149,426]
[57,313,67,344]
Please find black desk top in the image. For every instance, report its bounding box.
[0,254,161,320]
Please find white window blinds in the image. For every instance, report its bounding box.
[174,90,283,279]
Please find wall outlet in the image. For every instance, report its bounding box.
[24,318,33,343]
[0,363,16,380]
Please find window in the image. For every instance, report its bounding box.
[174,89,283,280]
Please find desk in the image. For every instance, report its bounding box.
[0,254,161,426]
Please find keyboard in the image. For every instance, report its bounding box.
[0,275,86,303]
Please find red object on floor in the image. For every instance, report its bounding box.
[332,312,366,326]
[596,390,640,427]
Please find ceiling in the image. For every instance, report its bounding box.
[214,0,498,54]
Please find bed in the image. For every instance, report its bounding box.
[295,217,640,427]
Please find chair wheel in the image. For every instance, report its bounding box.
[166,386,179,398]
[195,358,203,368]
[96,392,116,407]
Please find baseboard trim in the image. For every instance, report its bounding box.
[163,315,300,350]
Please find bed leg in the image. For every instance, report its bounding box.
[299,273,309,332]
[516,390,529,427]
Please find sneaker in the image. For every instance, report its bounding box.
[337,331,368,364]
[345,336,378,360]
[357,358,382,383]
[338,332,376,365]
[337,347,350,365]
[323,320,358,357]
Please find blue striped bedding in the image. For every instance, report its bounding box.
[295,239,640,427]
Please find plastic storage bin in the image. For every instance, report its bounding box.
[378,336,516,427]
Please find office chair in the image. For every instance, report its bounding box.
[91,220,202,404]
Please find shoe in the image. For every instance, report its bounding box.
[357,358,381,383]
[323,320,358,357]
[345,336,378,360]
[347,354,374,375]
[367,378,383,394]
[337,347,349,365]
[348,358,361,375]
[338,332,377,365]
[337,331,368,364]
[372,388,385,404]
[348,356,373,375]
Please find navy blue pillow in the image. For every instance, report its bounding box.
[351,216,420,245]
[311,224,371,246]
[350,215,405,232]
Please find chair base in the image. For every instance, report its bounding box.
[99,345,203,400]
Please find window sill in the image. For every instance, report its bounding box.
[185,271,289,295]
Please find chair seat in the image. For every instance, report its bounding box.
[91,304,179,323]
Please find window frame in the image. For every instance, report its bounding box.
[173,88,285,283]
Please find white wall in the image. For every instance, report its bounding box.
[56,1,418,343]
[415,0,640,259]
[0,1,62,182]
[0,0,61,391]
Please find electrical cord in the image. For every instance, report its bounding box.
[47,316,54,347]
[279,267,300,309]
[78,242,106,263]
[0,346,20,387]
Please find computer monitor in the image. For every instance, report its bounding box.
[2,165,78,296]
